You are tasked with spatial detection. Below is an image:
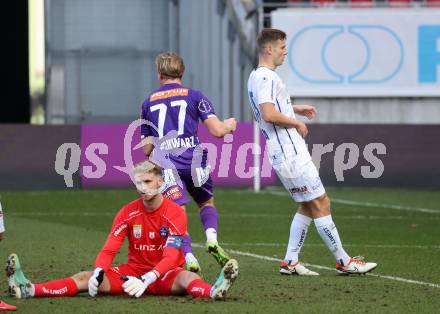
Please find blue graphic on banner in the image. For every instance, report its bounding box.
[418,25,440,83]
[288,24,404,84]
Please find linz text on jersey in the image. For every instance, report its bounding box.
[134,243,163,251]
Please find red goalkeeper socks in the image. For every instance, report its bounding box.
[34,277,79,297]
[186,279,212,298]
[0,300,17,311]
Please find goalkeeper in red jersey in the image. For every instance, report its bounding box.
[6,160,238,300]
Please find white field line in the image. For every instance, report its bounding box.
[262,190,440,214]
[8,212,115,216]
[9,211,439,248]
[6,206,440,287]
[5,212,440,249]
[8,212,440,220]
[332,198,440,214]
[193,243,440,289]
[217,243,440,249]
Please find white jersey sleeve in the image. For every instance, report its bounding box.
[255,74,276,105]
[0,202,5,233]
[248,67,312,167]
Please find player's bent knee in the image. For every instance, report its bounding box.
[321,194,331,208]
[312,194,331,213]
[172,270,200,294]
[313,193,329,204]
[72,271,92,287]
[297,204,312,216]
[180,270,200,286]
[304,193,330,213]
[198,198,214,209]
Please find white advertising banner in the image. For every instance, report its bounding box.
[271,9,440,97]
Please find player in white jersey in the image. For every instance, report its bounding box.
[0,201,5,241]
[248,28,377,275]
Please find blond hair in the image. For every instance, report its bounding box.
[133,160,162,176]
[155,51,185,79]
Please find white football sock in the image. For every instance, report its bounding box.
[185,252,198,264]
[29,284,35,297]
[0,201,5,233]
[314,215,350,265]
[205,228,218,244]
[284,213,312,264]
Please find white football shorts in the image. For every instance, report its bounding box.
[271,156,326,203]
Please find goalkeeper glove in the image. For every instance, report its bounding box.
[121,271,158,298]
[88,267,104,297]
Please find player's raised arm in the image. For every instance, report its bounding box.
[260,103,308,137]
[203,116,237,138]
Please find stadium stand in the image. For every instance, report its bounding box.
[277,0,436,7]
[426,0,440,6]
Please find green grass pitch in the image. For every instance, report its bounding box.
[1,187,439,313]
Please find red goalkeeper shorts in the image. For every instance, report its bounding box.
[105,263,185,296]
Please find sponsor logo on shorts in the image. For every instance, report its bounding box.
[133,225,142,239]
[288,186,308,195]
[164,186,183,201]
[311,177,322,191]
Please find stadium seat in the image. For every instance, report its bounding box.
[426,0,440,7]
[349,0,375,8]
[311,0,336,7]
[386,0,412,7]
[286,0,305,5]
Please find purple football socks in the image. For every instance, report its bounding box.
[182,234,193,255]
[200,205,218,231]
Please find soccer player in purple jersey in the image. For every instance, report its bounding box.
[141,52,237,272]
